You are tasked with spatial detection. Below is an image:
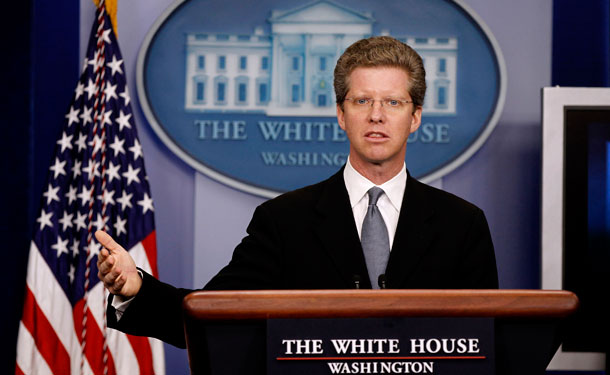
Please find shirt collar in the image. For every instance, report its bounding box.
[343,157,406,212]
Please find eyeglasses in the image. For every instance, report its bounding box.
[344,97,414,111]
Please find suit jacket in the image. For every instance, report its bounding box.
[108,168,498,348]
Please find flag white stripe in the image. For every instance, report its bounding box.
[130,241,152,273]
[88,280,142,375]
[149,336,166,375]
[16,323,53,375]
[24,241,83,374]
[106,320,141,374]
[130,241,166,374]
[109,330,141,374]
[82,355,95,375]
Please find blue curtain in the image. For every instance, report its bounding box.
[552,0,610,87]
[0,0,79,372]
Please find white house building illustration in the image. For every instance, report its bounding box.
[184,0,457,116]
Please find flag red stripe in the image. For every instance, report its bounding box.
[15,363,25,375]
[132,232,160,373]
[21,286,71,374]
[141,231,159,278]
[73,299,118,375]
[126,334,155,375]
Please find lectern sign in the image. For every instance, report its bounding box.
[267,318,494,374]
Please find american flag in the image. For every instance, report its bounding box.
[16,2,164,374]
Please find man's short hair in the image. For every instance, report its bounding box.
[334,36,426,110]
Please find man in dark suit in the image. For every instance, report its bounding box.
[96,36,498,348]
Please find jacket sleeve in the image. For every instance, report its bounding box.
[107,269,193,348]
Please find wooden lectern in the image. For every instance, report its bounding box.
[182,290,578,375]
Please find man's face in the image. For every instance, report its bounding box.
[337,66,422,175]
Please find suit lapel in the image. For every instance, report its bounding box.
[385,173,435,287]
[313,169,371,288]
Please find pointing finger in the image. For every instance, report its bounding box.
[95,230,121,254]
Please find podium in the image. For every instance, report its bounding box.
[182,290,578,375]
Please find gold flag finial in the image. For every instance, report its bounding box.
[92,0,118,37]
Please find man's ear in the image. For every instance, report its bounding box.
[409,106,422,133]
[337,104,346,131]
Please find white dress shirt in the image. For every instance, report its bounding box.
[343,157,407,250]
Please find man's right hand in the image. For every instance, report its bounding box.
[95,230,142,298]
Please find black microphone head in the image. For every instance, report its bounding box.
[378,274,387,289]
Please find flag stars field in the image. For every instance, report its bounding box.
[51,236,69,258]
[49,158,67,178]
[65,185,78,204]
[105,82,118,102]
[122,164,141,185]
[119,88,130,105]
[65,106,80,126]
[80,104,93,124]
[93,213,108,231]
[68,264,76,283]
[70,239,80,257]
[102,109,113,126]
[56,132,74,152]
[98,189,116,206]
[129,139,143,160]
[43,184,61,205]
[73,211,87,231]
[78,185,93,206]
[74,81,85,100]
[105,161,121,182]
[71,160,82,179]
[107,55,123,76]
[82,160,101,179]
[114,216,127,236]
[100,28,112,44]
[75,133,87,152]
[88,133,105,155]
[109,135,126,156]
[58,211,74,231]
[36,209,53,231]
[116,190,133,210]
[115,110,132,131]
[137,192,154,214]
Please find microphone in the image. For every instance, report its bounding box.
[352,275,362,289]
[378,274,387,289]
